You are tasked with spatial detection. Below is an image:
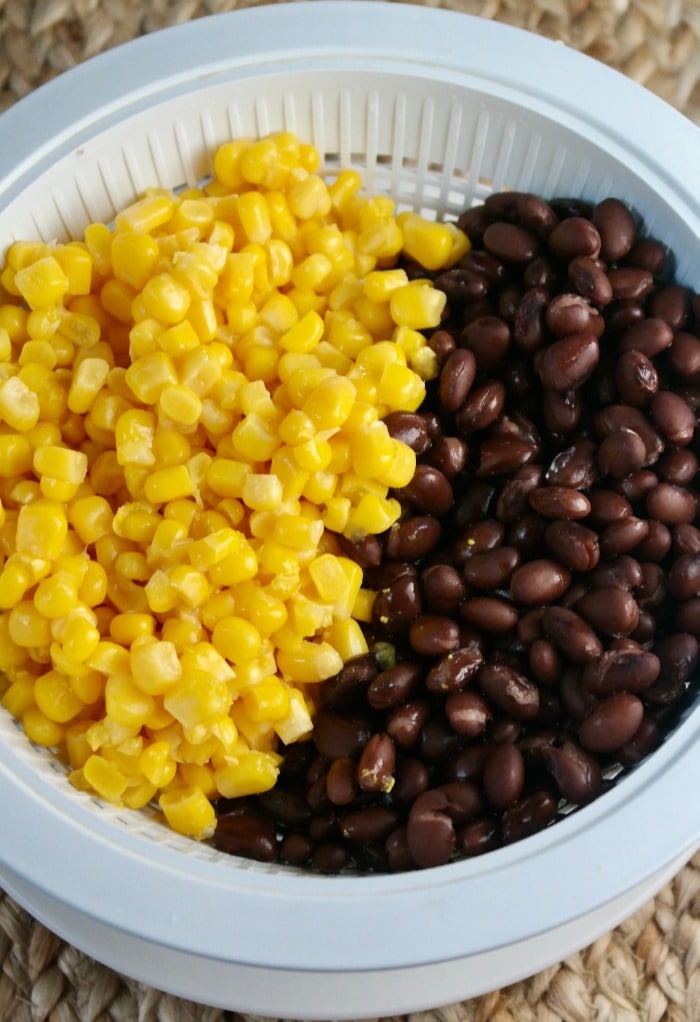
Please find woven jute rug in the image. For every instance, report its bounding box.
[0,1,699,1020]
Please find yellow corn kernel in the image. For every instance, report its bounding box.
[379,438,417,488]
[14,256,69,310]
[18,339,57,370]
[100,278,138,323]
[377,361,426,412]
[321,496,350,534]
[280,309,324,353]
[68,495,113,545]
[143,464,195,504]
[66,356,111,414]
[390,281,447,330]
[0,375,40,430]
[274,688,313,744]
[140,273,191,325]
[115,409,156,466]
[129,637,182,694]
[84,224,112,277]
[0,434,33,476]
[115,192,174,233]
[111,231,160,290]
[214,749,280,799]
[53,243,92,296]
[211,615,262,663]
[34,669,83,723]
[139,740,177,787]
[2,677,37,717]
[345,493,401,540]
[396,212,453,270]
[163,670,230,729]
[15,499,68,560]
[292,436,333,473]
[231,413,279,463]
[22,707,65,747]
[241,676,290,723]
[239,472,283,512]
[276,640,344,684]
[159,785,216,838]
[287,174,332,220]
[67,666,104,705]
[82,753,129,802]
[188,299,218,343]
[324,617,369,662]
[125,350,178,405]
[33,570,80,618]
[64,720,93,769]
[105,672,156,728]
[33,445,88,486]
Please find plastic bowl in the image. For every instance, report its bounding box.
[0,3,698,1017]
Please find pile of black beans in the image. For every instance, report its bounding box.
[213,193,700,873]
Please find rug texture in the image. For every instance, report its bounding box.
[0,1,699,1020]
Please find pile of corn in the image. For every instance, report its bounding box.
[0,132,468,839]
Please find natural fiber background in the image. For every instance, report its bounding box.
[0,1,699,1020]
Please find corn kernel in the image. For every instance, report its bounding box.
[214,750,279,799]
[22,707,65,747]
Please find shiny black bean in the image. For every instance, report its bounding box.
[462,545,521,589]
[461,315,511,370]
[513,286,549,352]
[456,379,506,433]
[650,391,696,446]
[548,217,601,260]
[386,700,430,749]
[421,563,466,613]
[579,693,645,753]
[340,806,401,843]
[568,256,613,307]
[618,317,674,357]
[510,558,571,605]
[313,709,372,760]
[445,690,492,737]
[575,586,640,637]
[394,464,454,516]
[542,605,604,663]
[214,810,278,862]
[325,757,358,806]
[501,790,558,844]
[439,347,477,412]
[367,662,422,710]
[425,435,469,479]
[529,486,591,519]
[483,221,540,263]
[544,520,600,571]
[541,742,602,804]
[592,197,636,261]
[545,440,597,489]
[383,411,432,455]
[456,819,500,857]
[539,333,600,391]
[646,482,697,524]
[385,515,441,561]
[372,574,422,633]
[477,663,540,720]
[581,648,661,695]
[615,349,659,407]
[546,292,604,337]
[357,733,396,794]
[406,790,457,869]
[426,645,484,693]
[483,743,525,809]
[409,614,461,656]
[459,596,519,633]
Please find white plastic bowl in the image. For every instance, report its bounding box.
[0,3,698,1017]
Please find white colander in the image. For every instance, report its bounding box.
[0,3,698,1017]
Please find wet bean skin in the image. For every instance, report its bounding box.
[214,191,700,875]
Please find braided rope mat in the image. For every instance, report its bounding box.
[1,1,699,1019]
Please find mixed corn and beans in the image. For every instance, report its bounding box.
[0,133,697,871]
